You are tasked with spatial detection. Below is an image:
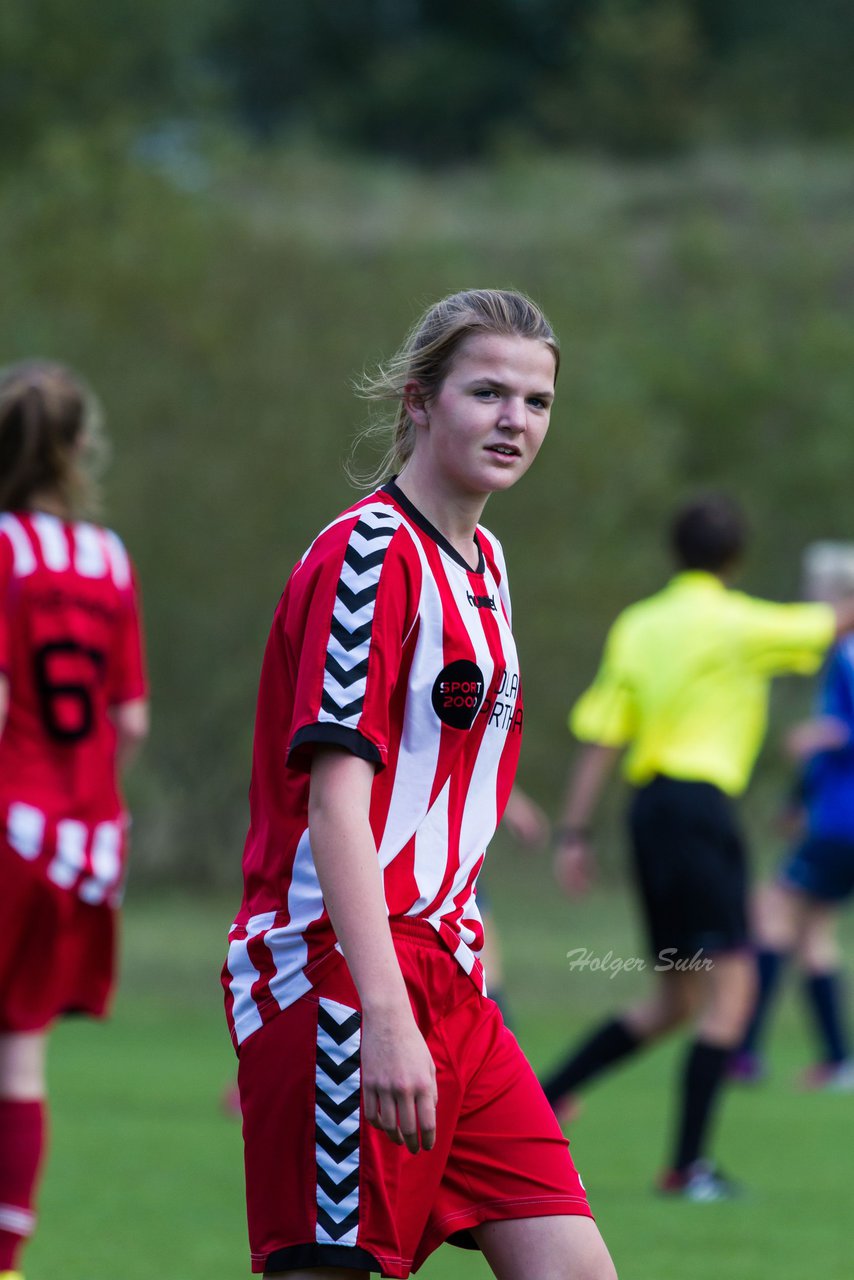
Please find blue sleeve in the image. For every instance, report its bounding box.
[820,647,854,731]
[805,647,854,802]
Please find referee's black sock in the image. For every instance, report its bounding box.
[803,970,849,1064]
[541,1017,642,1105]
[672,1039,731,1172]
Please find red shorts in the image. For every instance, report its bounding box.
[0,841,117,1032]
[237,920,591,1277]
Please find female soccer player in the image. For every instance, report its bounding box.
[223,290,617,1280]
[0,362,148,1279]
[733,542,854,1088]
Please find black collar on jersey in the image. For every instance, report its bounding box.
[382,479,485,575]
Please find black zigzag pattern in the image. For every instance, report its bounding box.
[320,690,366,723]
[316,1206,360,1242]
[318,1007,362,1043]
[321,511,397,728]
[334,579,380,616]
[317,1166,360,1204]
[315,1124,360,1163]
[315,1088,361,1126]
[317,1045,361,1085]
[330,615,373,652]
[344,543,388,574]
[354,519,395,538]
[315,999,363,1247]
[324,653,370,689]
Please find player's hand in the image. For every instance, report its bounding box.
[553,831,593,897]
[785,715,849,762]
[360,1006,438,1155]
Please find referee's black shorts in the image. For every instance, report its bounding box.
[628,775,749,963]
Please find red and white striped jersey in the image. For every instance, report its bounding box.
[0,511,147,906]
[224,482,525,1047]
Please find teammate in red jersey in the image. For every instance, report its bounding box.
[0,362,148,1279]
[223,290,617,1280]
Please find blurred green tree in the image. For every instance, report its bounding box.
[691,0,854,137]
[211,0,575,161]
[567,0,703,153]
[210,0,854,159]
[0,0,219,163]
[5,0,854,166]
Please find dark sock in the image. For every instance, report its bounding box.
[0,1097,47,1271]
[541,1017,642,1104]
[740,948,787,1055]
[804,971,849,1064]
[672,1040,731,1171]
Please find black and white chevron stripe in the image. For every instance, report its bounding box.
[321,509,397,727]
[315,999,363,1246]
[0,1200,36,1237]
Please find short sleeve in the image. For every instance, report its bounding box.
[569,615,638,747]
[107,563,148,706]
[0,535,12,677]
[738,598,835,677]
[819,644,854,730]
[285,510,417,772]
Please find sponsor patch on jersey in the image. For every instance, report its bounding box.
[431,660,485,729]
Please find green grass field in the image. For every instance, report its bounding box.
[27,839,854,1279]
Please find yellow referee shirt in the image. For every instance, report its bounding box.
[570,572,835,796]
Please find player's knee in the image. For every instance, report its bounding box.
[799,918,840,970]
[655,1004,690,1035]
[659,980,702,1029]
[802,940,840,970]
[627,996,688,1039]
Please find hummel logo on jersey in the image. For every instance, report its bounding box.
[466,590,496,611]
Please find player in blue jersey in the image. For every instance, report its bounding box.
[733,543,854,1088]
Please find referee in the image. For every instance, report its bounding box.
[543,494,854,1200]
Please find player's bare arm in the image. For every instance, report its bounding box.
[308,746,437,1155]
[111,696,150,772]
[554,743,621,896]
[831,597,854,637]
[785,714,850,762]
[502,784,550,848]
